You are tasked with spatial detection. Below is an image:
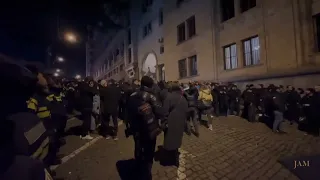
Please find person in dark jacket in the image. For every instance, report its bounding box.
[285,85,300,125]
[126,76,164,180]
[228,85,241,116]
[162,83,188,167]
[272,87,286,133]
[100,79,122,140]
[0,60,52,180]
[184,85,199,137]
[78,77,97,140]
[158,80,169,105]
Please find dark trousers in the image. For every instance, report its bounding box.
[52,114,67,138]
[186,107,199,133]
[229,100,240,116]
[81,111,92,136]
[286,105,299,123]
[102,112,118,136]
[133,133,156,180]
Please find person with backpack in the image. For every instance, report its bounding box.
[126,76,164,180]
[198,85,214,130]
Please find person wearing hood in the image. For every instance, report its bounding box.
[126,76,164,180]
[99,79,122,140]
[198,85,214,130]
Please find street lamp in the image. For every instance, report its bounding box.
[75,74,81,79]
[64,32,77,43]
[56,69,61,72]
[54,73,59,77]
[57,57,64,62]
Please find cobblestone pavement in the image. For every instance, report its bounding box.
[54,116,320,180]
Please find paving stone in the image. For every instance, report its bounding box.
[54,116,320,180]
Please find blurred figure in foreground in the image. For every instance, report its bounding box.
[0,60,52,180]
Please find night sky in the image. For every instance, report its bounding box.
[0,0,124,77]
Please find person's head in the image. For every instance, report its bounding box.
[101,79,107,87]
[297,88,304,95]
[141,76,154,88]
[314,85,320,92]
[287,85,293,91]
[158,80,167,90]
[132,79,139,86]
[109,79,116,85]
[306,88,315,95]
[25,64,48,89]
[88,80,95,87]
[170,82,181,92]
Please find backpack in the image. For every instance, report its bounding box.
[134,92,162,139]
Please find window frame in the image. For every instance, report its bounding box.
[186,16,196,38]
[160,45,164,54]
[177,22,186,43]
[128,48,132,63]
[220,0,235,22]
[313,13,320,52]
[242,36,260,66]
[240,0,256,13]
[188,55,198,76]
[223,43,238,70]
[178,58,187,78]
[159,9,163,26]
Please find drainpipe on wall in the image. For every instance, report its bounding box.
[210,0,218,81]
[261,0,269,72]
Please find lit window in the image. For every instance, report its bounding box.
[224,44,238,70]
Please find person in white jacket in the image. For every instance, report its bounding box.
[91,85,100,132]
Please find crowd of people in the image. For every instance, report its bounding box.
[1,57,320,180]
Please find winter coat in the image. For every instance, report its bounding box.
[163,91,188,150]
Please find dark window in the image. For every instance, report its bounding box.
[160,46,164,54]
[113,69,116,74]
[178,59,187,78]
[120,43,124,56]
[176,0,186,7]
[224,44,237,70]
[243,36,260,66]
[188,55,197,76]
[143,22,152,38]
[115,49,119,56]
[177,23,186,43]
[159,9,163,25]
[186,16,196,38]
[128,29,131,44]
[142,0,153,13]
[120,64,124,71]
[221,0,235,22]
[240,0,256,12]
[158,64,165,81]
[314,14,320,52]
[128,48,132,63]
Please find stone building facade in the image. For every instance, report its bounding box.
[163,0,320,88]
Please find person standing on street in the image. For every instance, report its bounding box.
[100,79,122,140]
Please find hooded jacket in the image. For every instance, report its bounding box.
[198,89,213,102]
